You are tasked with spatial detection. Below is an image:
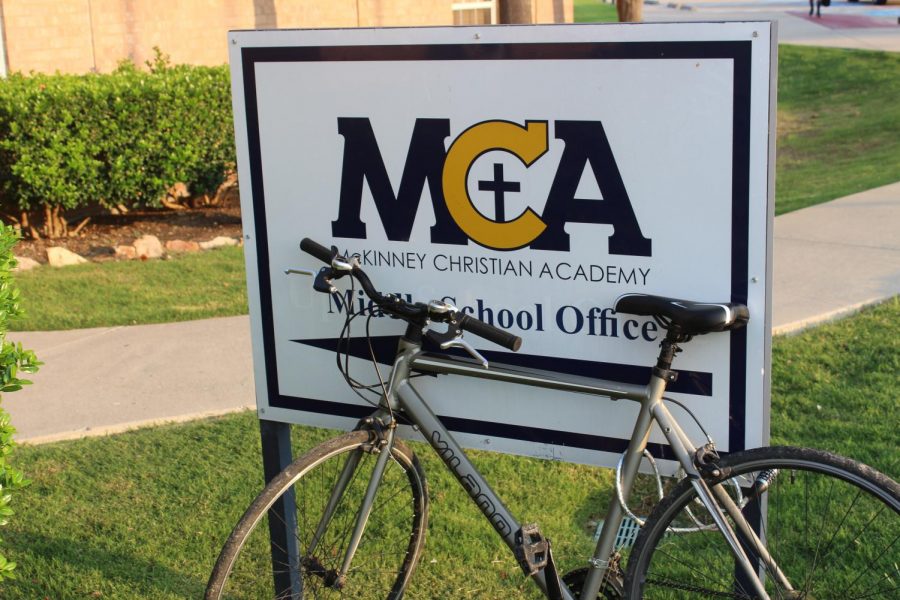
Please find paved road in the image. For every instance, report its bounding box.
[644,0,900,51]
[5,182,898,444]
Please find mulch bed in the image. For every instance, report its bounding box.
[14,204,243,264]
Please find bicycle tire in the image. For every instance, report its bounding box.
[623,446,899,599]
[206,430,429,599]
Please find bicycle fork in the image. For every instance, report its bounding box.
[305,424,397,590]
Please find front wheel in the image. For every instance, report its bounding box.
[206,430,429,599]
[623,446,899,598]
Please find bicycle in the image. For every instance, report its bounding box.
[206,238,899,599]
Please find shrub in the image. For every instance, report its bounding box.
[0,52,234,237]
[0,225,39,581]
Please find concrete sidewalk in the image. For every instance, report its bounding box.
[772,182,900,333]
[6,316,255,444]
[5,182,899,444]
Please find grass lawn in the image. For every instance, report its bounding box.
[777,46,900,214]
[1,298,896,598]
[574,0,618,23]
[10,246,248,331]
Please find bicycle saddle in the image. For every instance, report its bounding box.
[614,293,749,336]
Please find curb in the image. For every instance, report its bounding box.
[19,405,254,446]
[772,296,895,337]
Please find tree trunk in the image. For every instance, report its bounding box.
[617,0,643,22]
[41,205,68,239]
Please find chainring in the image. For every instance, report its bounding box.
[561,566,624,599]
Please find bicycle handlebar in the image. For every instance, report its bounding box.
[456,314,522,352]
[299,238,334,264]
[299,238,522,352]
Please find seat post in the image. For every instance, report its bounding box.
[652,325,684,386]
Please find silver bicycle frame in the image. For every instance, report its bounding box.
[329,337,778,599]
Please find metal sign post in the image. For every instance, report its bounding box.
[259,419,300,596]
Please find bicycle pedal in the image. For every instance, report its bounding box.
[514,523,549,576]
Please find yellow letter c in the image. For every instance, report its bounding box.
[442,121,548,250]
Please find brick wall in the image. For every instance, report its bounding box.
[0,0,573,75]
[2,0,96,73]
[502,0,574,25]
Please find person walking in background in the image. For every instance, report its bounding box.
[809,0,829,18]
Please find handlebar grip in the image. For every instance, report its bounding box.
[457,314,522,352]
[300,238,335,264]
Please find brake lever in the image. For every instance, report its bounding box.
[425,330,490,368]
[285,267,335,292]
[422,300,489,369]
[311,267,339,294]
[289,248,358,295]
[315,254,358,293]
[440,337,489,369]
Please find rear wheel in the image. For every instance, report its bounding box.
[206,430,428,599]
[624,446,899,598]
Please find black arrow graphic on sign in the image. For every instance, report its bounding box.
[290,335,712,396]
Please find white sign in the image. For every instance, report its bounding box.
[230,23,776,468]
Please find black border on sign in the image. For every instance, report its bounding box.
[241,41,753,460]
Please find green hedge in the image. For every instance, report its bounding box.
[0,53,234,235]
[0,225,39,581]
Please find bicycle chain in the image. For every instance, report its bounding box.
[644,576,754,599]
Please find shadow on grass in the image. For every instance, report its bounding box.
[8,529,210,599]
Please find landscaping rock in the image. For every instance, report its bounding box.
[115,245,136,260]
[47,247,88,267]
[165,239,201,253]
[133,235,164,259]
[12,256,40,272]
[200,236,239,250]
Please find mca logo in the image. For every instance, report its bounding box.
[332,118,651,256]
